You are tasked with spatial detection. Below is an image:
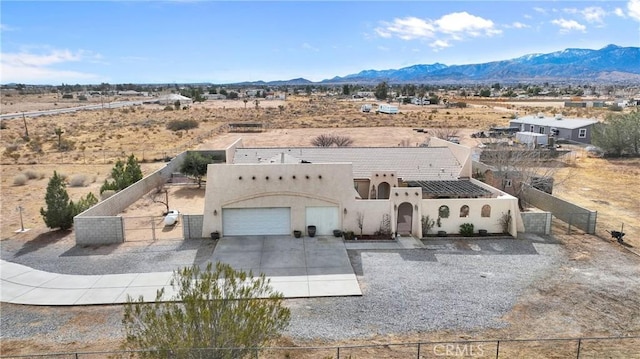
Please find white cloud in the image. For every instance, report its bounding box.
[581,6,606,23]
[0,23,17,32]
[377,17,435,40]
[551,18,587,32]
[434,12,502,37]
[533,7,547,14]
[614,7,626,17]
[301,43,319,52]
[377,46,390,51]
[429,39,451,51]
[374,12,500,51]
[0,48,102,84]
[524,14,533,19]
[506,21,530,29]
[629,0,640,21]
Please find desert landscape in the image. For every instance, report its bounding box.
[1,94,639,356]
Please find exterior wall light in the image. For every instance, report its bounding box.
[279,176,283,180]
[213,210,218,216]
[306,175,310,179]
[343,208,348,215]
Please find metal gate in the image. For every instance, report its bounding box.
[123,215,184,241]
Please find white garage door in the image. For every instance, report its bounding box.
[305,207,339,236]
[222,208,291,236]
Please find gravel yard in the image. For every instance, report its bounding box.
[1,234,571,353]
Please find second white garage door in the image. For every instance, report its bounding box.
[222,208,291,236]
[305,206,339,236]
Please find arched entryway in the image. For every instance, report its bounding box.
[396,202,413,235]
[378,182,391,199]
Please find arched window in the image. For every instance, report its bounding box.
[481,205,491,218]
[460,205,470,218]
[438,205,450,218]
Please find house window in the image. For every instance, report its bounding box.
[481,205,491,218]
[438,205,450,218]
[503,179,512,188]
[460,205,470,218]
[530,125,535,132]
[539,127,545,134]
[578,128,587,138]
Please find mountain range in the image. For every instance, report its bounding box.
[239,45,640,85]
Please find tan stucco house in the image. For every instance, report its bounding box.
[201,138,523,238]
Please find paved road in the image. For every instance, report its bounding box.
[0,100,145,120]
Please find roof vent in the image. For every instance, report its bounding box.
[555,113,563,120]
[537,112,544,118]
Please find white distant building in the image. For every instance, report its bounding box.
[153,94,193,106]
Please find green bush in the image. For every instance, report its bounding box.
[166,119,198,131]
[460,223,474,237]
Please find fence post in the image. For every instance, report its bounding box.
[576,338,581,359]
[416,343,421,358]
[151,217,156,241]
[496,340,500,359]
[336,346,340,359]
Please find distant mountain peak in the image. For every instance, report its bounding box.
[319,44,639,84]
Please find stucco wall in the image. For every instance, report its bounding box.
[74,216,124,245]
[78,151,188,217]
[420,197,519,236]
[202,163,355,237]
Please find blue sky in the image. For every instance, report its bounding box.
[1,1,639,84]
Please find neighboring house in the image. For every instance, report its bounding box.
[201,138,522,239]
[203,94,226,100]
[509,114,598,144]
[149,94,193,106]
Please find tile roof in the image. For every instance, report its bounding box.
[233,147,462,181]
[510,116,598,130]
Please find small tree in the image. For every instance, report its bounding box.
[174,100,181,111]
[356,211,365,236]
[40,171,74,230]
[180,152,218,188]
[243,98,248,109]
[100,154,143,194]
[122,262,290,359]
[72,192,98,216]
[54,127,64,150]
[374,81,388,100]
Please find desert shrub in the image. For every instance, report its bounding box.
[100,190,116,200]
[58,172,68,181]
[166,119,198,131]
[69,174,88,187]
[460,223,474,236]
[163,105,173,111]
[59,139,76,152]
[13,174,28,186]
[0,120,6,130]
[78,95,88,101]
[608,104,623,112]
[5,143,19,152]
[23,169,43,180]
[62,94,73,99]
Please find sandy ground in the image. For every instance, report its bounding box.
[1,94,638,356]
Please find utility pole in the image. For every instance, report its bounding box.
[22,113,29,138]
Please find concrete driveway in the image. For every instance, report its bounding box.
[210,235,361,297]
